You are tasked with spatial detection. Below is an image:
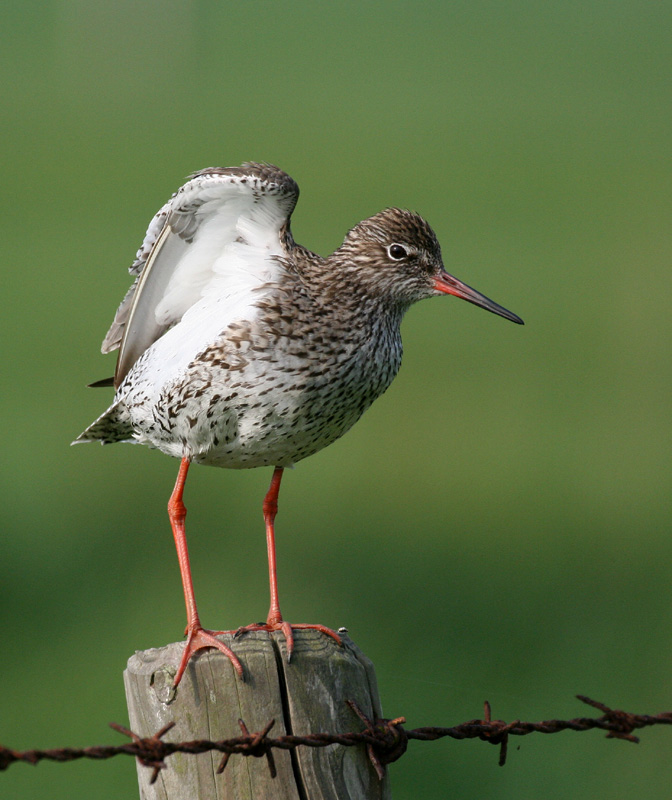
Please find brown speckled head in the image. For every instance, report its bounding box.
[331,207,445,306]
[319,207,523,323]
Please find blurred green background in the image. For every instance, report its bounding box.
[2,1,671,798]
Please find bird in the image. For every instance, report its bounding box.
[75,162,523,686]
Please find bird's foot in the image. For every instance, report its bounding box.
[234,619,342,661]
[174,626,244,686]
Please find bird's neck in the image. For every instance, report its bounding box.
[291,248,409,328]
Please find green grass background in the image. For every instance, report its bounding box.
[2,2,671,797]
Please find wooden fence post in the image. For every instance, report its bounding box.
[124,629,391,799]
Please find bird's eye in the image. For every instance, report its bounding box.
[387,244,408,260]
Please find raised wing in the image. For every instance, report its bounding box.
[103,163,299,388]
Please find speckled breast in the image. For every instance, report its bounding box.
[129,319,403,469]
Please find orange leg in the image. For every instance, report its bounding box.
[264,466,286,628]
[235,466,342,658]
[168,457,243,686]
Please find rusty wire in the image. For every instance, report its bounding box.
[1,696,671,782]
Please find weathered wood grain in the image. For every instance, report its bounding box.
[124,629,390,799]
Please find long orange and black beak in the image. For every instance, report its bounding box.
[434,271,524,325]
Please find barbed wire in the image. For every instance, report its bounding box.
[1,695,671,783]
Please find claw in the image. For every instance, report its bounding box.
[234,620,342,661]
[174,628,244,686]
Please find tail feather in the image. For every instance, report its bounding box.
[72,402,135,445]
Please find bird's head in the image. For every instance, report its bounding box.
[335,207,523,324]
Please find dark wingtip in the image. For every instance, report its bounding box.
[87,376,115,388]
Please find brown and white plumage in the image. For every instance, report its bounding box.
[75,162,523,685]
[76,163,520,463]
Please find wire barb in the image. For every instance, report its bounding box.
[575,695,641,743]
[110,721,176,783]
[475,700,519,765]
[346,699,408,779]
